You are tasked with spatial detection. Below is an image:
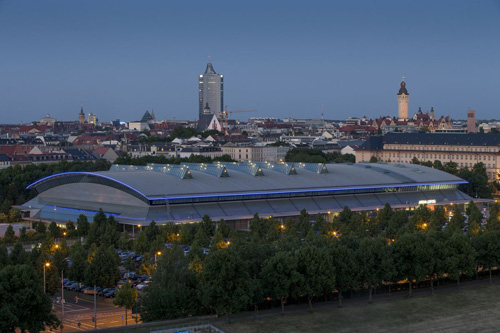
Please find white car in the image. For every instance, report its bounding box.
[136,281,150,290]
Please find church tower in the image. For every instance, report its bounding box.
[397,79,409,121]
[78,105,85,124]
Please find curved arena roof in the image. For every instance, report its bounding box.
[28,162,466,202]
[23,162,474,224]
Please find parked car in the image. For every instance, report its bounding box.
[104,289,115,298]
[68,282,79,291]
[136,281,150,290]
[83,286,101,294]
[99,288,112,297]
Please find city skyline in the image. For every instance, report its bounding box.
[0,0,499,123]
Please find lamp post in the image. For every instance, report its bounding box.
[61,270,64,332]
[54,207,57,222]
[43,262,50,293]
[155,251,161,265]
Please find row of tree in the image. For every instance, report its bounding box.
[137,203,500,322]
[0,159,111,209]
[1,201,500,328]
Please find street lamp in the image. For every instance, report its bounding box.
[155,251,161,265]
[43,262,50,293]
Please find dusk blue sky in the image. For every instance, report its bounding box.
[0,0,499,123]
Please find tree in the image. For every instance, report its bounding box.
[85,245,120,289]
[331,242,358,307]
[285,148,327,163]
[486,203,500,231]
[472,231,500,284]
[262,250,302,315]
[446,207,465,234]
[124,256,136,272]
[429,206,447,232]
[139,245,199,321]
[200,215,215,237]
[114,281,137,325]
[100,216,120,248]
[357,237,388,303]
[466,201,483,236]
[369,156,378,163]
[48,222,61,238]
[0,199,10,215]
[386,210,408,239]
[65,221,76,236]
[249,213,268,239]
[201,247,253,323]
[297,209,312,237]
[375,203,393,232]
[76,214,90,237]
[19,227,28,242]
[35,222,46,235]
[134,231,150,254]
[314,214,330,236]
[217,219,231,238]
[118,230,133,251]
[0,244,8,268]
[444,232,476,288]
[53,248,68,274]
[444,161,458,175]
[296,243,335,311]
[9,241,28,266]
[236,241,272,317]
[68,242,87,285]
[425,232,447,294]
[85,209,107,247]
[0,264,60,332]
[192,227,211,249]
[3,224,15,243]
[179,223,197,245]
[391,232,429,296]
[457,163,492,199]
[432,160,444,170]
[146,221,160,243]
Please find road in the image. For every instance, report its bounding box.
[43,294,139,332]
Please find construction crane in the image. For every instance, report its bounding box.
[220,106,256,135]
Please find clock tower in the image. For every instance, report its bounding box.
[397,78,409,121]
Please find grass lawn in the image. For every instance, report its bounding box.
[216,284,500,333]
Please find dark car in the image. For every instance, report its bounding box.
[104,289,115,298]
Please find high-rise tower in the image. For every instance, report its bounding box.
[397,79,409,121]
[198,63,223,119]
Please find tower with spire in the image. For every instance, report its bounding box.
[397,78,409,121]
[198,62,224,119]
[78,105,85,125]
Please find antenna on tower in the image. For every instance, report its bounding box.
[402,76,405,81]
[208,55,211,62]
[321,104,324,121]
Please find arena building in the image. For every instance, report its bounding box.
[21,161,485,229]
